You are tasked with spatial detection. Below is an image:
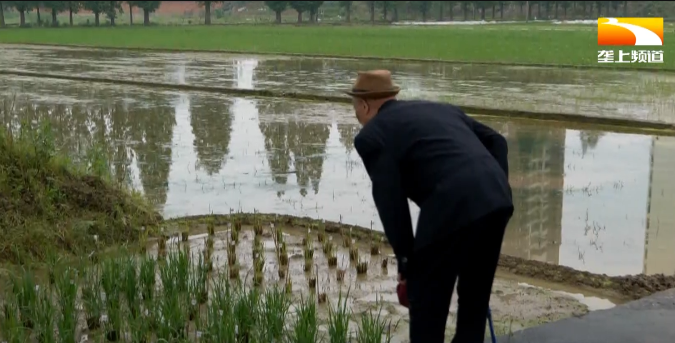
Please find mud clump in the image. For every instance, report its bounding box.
[0,121,161,263]
[498,255,675,300]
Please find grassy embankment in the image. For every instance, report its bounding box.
[0,101,397,342]
[0,25,673,69]
[0,105,160,265]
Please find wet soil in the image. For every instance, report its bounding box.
[165,214,675,302]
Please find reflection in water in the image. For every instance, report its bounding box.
[502,124,565,266]
[189,95,233,175]
[2,44,675,124]
[644,137,675,276]
[1,76,674,277]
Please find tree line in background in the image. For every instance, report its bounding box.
[0,1,656,28]
[266,1,632,23]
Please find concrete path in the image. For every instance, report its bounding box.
[489,288,675,343]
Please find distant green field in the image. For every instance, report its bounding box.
[0,25,672,69]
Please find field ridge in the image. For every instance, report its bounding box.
[2,69,675,134]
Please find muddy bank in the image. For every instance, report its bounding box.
[7,43,674,73]
[164,214,675,301]
[1,69,674,133]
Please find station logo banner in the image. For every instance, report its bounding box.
[597,18,664,64]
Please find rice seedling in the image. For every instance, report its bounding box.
[349,245,359,262]
[328,252,338,268]
[155,287,187,341]
[122,256,141,319]
[317,220,327,242]
[158,235,167,255]
[227,241,237,266]
[304,257,313,273]
[159,257,177,298]
[254,253,265,274]
[231,227,239,243]
[55,266,79,343]
[128,310,150,343]
[12,268,38,329]
[191,252,209,305]
[251,272,262,288]
[139,226,149,254]
[381,258,388,270]
[81,266,103,330]
[289,296,319,343]
[336,268,346,282]
[205,276,237,342]
[308,275,317,290]
[203,249,214,273]
[207,215,216,236]
[317,272,327,304]
[234,217,243,233]
[206,236,215,251]
[260,286,291,342]
[253,218,263,236]
[370,237,380,256]
[45,249,62,286]
[278,267,287,279]
[234,287,260,343]
[327,289,352,343]
[139,255,156,302]
[210,274,233,314]
[33,285,56,343]
[204,304,237,342]
[356,259,369,275]
[343,227,353,248]
[323,240,334,255]
[175,247,191,293]
[88,250,100,264]
[318,292,327,304]
[302,228,311,247]
[279,252,289,267]
[188,297,199,322]
[229,264,240,280]
[272,222,283,243]
[253,233,262,252]
[284,275,293,294]
[280,241,288,255]
[355,300,395,343]
[304,244,314,260]
[101,260,123,342]
[0,294,27,343]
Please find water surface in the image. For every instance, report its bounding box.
[2,44,674,124]
[2,74,673,277]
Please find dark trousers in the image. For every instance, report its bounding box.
[408,208,512,343]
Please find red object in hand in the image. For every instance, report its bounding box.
[397,282,409,308]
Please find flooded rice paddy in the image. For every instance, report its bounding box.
[1,46,674,333]
[1,70,673,280]
[2,44,675,124]
[151,223,590,341]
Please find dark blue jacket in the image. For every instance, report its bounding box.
[354,100,513,276]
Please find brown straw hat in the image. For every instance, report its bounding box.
[345,70,401,99]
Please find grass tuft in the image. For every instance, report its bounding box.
[0,100,161,264]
